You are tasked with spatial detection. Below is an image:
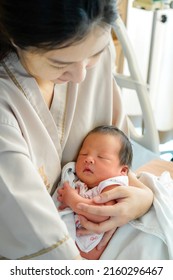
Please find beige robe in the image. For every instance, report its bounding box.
[0,42,126,259]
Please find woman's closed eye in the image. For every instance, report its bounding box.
[49,45,107,70]
[50,64,67,70]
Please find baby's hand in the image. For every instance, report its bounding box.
[57,187,67,210]
[57,182,78,210]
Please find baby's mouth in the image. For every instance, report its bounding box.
[83,167,93,174]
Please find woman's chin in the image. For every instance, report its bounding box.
[54,78,70,84]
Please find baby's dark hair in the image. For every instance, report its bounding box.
[87,125,133,168]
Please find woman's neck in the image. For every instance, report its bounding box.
[36,79,55,108]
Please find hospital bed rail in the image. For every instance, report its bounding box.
[113,16,160,155]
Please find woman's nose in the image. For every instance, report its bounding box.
[68,60,88,83]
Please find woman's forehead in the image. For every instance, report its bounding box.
[45,25,111,63]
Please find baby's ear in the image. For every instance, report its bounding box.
[121,165,128,175]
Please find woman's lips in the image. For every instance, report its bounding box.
[52,78,70,84]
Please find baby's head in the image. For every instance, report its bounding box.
[75,125,133,187]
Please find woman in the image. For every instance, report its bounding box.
[0,0,154,259]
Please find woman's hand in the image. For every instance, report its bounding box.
[76,181,153,233]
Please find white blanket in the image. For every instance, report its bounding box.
[54,170,173,259]
[100,171,173,259]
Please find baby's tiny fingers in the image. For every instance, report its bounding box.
[57,196,63,202]
[58,204,67,210]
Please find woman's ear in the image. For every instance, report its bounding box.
[120,165,129,175]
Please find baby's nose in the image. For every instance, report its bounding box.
[84,156,94,164]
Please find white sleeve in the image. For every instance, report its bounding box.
[0,124,79,260]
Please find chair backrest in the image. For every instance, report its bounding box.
[113,16,160,154]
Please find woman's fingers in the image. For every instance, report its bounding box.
[94,185,129,203]
[77,203,116,216]
[77,186,146,220]
[76,186,153,233]
[78,215,122,233]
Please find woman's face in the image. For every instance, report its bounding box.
[17,25,111,84]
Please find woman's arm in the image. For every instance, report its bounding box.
[0,128,80,260]
[0,101,82,260]
[135,159,173,177]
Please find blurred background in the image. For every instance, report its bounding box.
[113,0,173,161]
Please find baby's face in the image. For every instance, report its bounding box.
[75,133,127,188]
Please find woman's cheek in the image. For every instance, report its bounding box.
[87,55,102,69]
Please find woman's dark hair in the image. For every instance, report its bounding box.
[0,0,118,60]
[87,125,133,168]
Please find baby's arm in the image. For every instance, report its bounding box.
[58,182,118,223]
[100,184,119,205]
